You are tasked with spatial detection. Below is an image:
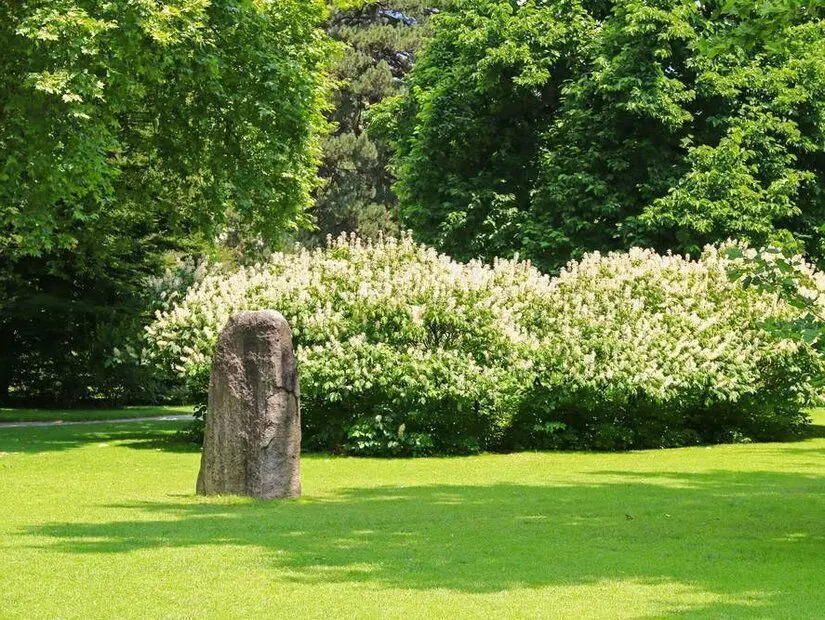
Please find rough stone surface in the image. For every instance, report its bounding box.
[197,310,301,499]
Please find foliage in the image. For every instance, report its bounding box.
[305,1,439,245]
[382,0,825,271]
[0,0,333,403]
[1,0,332,257]
[343,411,436,456]
[147,234,541,453]
[514,244,821,449]
[0,231,193,405]
[147,235,820,454]
[725,245,825,356]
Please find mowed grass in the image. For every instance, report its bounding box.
[0,405,191,423]
[1,414,825,618]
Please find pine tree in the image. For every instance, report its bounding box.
[307,1,439,245]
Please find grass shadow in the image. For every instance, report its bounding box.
[0,422,197,454]
[773,422,825,455]
[21,469,825,616]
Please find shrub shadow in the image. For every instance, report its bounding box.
[803,422,825,439]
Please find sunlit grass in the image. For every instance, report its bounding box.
[1,411,824,618]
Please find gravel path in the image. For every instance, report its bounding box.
[0,415,191,429]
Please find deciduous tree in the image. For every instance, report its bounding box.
[384,0,825,270]
[0,0,332,402]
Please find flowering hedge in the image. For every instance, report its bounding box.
[146,235,822,454]
[513,247,823,449]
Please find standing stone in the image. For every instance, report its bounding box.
[197,310,301,499]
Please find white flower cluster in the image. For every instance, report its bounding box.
[532,246,816,407]
[146,234,821,451]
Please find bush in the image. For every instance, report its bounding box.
[146,235,822,454]
[512,247,822,449]
[147,234,540,453]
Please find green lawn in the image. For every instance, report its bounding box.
[1,414,824,618]
[0,405,191,423]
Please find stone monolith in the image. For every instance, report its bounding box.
[196,310,301,499]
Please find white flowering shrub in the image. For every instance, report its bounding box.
[147,234,545,453]
[146,235,822,454]
[514,246,823,449]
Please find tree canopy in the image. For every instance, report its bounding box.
[0,0,333,402]
[307,0,439,245]
[1,0,331,259]
[382,0,825,270]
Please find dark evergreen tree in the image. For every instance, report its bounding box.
[307,1,439,244]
